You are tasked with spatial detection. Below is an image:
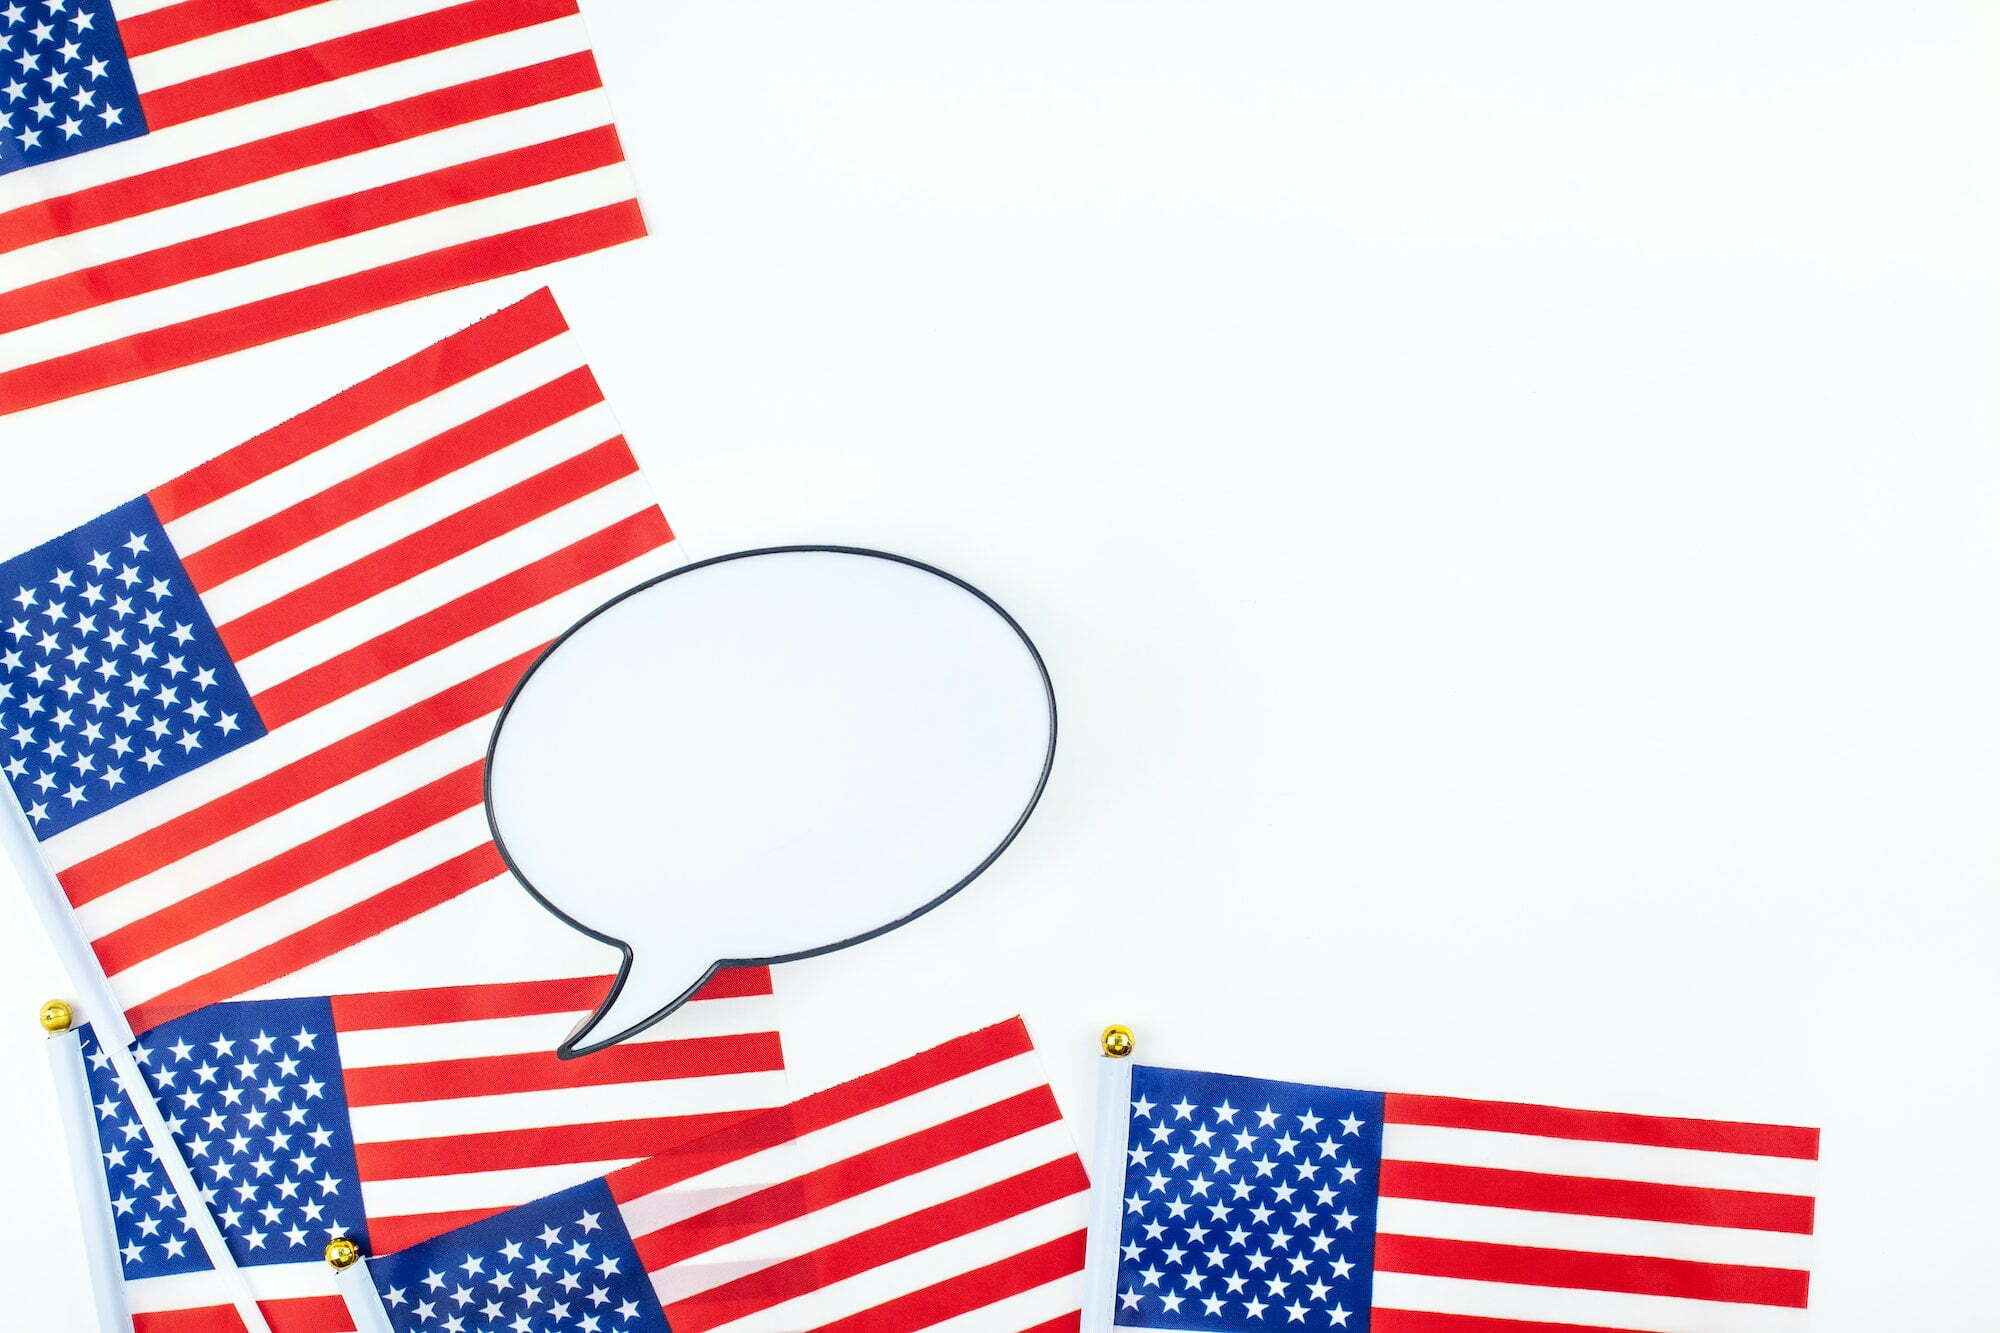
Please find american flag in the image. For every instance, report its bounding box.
[0,286,681,1027]
[66,970,787,1332]
[72,1017,356,1332]
[361,1018,1093,1333]
[1106,1065,1817,1333]
[0,0,644,415]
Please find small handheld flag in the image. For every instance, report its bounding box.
[0,288,682,1032]
[0,0,647,413]
[342,1018,1093,1333]
[1083,1042,1818,1333]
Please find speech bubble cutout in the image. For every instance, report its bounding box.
[485,546,1057,1057]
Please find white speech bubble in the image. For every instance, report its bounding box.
[485,546,1057,1057]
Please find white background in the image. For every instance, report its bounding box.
[2,2,1996,1326]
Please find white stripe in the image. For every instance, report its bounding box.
[347,1071,786,1143]
[0,17,594,213]
[618,1053,1052,1241]
[1367,1271,1810,1333]
[102,807,495,1002]
[0,90,616,292]
[336,992,777,1069]
[127,0,476,92]
[162,334,582,555]
[232,480,654,692]
[101,0,187,18]
[195,397,620,628]
[1383,1125,1819,1198]
[73,714,493,940]
[693,1192,1087,1333]
[653,1122,1075,1307]
[46,539,672,874]
[0,163,636,368]
[127,1259,333,1314]
[804,1197,1087,1332]
[359,1154,655,1224]
[1376,1196,1814,1271]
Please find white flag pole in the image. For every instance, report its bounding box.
[1079,1025,1135,1333]
[44,1015,133,1333]
[329,1246,399,1333]
[0,799,275,1333]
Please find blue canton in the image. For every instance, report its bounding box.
[130,996,370,1266]
[0,495,264,838]
[370,1176,672,1333]
[1114,1066,1385,1333]
[78,1022,213,1280]
[0,0,147,175]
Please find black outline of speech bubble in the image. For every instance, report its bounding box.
[484,546,1058,1060]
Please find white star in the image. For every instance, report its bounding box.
[1337,1113,1364,1137]
[1170,1098,1196,1121]
[1255,1104,1280,1129]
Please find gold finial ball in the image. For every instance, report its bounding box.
[325,1237,362,1271]
[1101,1024,1135,1059]
[38,1000,73,1033]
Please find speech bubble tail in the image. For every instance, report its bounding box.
[559,946,713,1058]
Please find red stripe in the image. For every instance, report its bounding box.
[355,1109,761,1184]
[91,762,485,976]
[219,436,638,658]
[252,505,670,729]
[1379,1159,1815,1235]
[121,0,336,58]
[131,1296,351,1333]
[57,648,537,906]
[0,128,628,335]
[151,290,565,522]
[139,0,581,130]
[1,55,605,256]
[665,1157,1089,1333]
[1372,1234,1811,1308]
[128,842,504,1032]
[1372,1312,1653,1333]
[1384,1093,1820,1160]
[608,1018,1034,1205]
[343,1031,784,1106]
[0,201,645,415]
[184,364,604,590]
[636,1087,1063,1272]
[810,1230,1087,1333]
[328,965,771,1031]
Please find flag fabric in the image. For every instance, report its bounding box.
[361,1017,1092,1333]
[72,1019,354,1332]
[0,0,646,415]
[66,969,786,1332]
[1105,1065,1817,1333]
[0,287,681,1028]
